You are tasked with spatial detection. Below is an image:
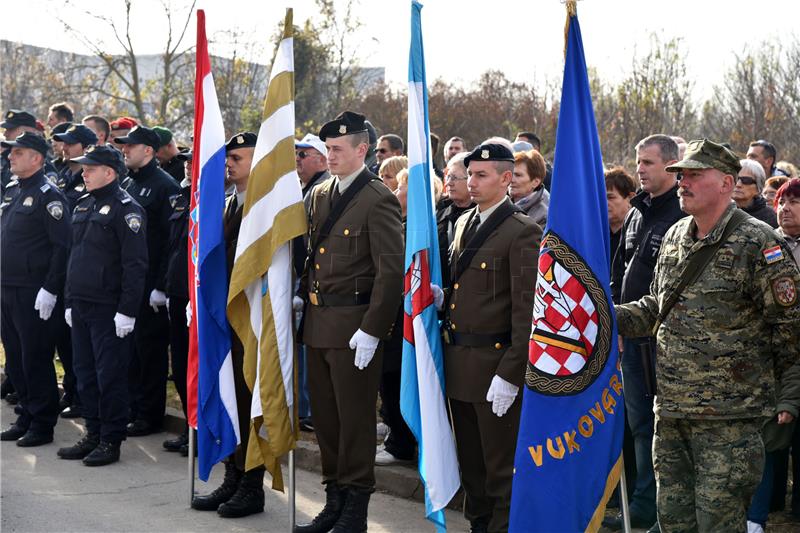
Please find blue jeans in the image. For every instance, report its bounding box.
[621,337,657,520]
[748,450,776,525]
[298,344,311,419]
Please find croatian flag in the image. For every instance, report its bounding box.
[188,9,240,482]
[400,2,460,531]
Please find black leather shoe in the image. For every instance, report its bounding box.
[469,517,489,533]
[217,469,265,518]
[0,378,13,399]
[58,433,100,460]
[0,424,27,441]
[5,392,18,405]
[16,431,54,447]
[299,418,314,432]
[58,396,71,411]
[191,462,242,511]
[331,488,370,533]
[82,441,120,466]
[163,432,189,452]
[60,406,83,419]
[180,442,197,457]
[294,483,345,533]
[126,419,159,437]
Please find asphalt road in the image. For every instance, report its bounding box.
[0,401,469,532]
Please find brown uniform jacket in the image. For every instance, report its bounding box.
[444,199,542,402]
[300,168,404,349]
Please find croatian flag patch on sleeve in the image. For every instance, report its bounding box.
[763,245,784,264]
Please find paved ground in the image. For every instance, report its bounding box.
[0,401,469,532]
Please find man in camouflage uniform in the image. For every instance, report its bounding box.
[615,139,800,533]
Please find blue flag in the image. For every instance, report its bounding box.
[509,10,624,532]
[400,2,460,531]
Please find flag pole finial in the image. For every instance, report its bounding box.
[563,0,578,58]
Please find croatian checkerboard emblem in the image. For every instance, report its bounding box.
[46,201,63,220]
[125,213,142,233]
[527,232,612,395]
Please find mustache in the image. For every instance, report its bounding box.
[677,189,693,198]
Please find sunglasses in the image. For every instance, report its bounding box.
[737,176,757,186]
[377,148,389,154]
[296,150,310,159]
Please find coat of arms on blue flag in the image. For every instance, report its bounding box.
[509,4,625,532]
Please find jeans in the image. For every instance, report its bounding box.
[747,450,775,525]
[621,336,657,520]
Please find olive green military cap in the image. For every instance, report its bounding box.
[665,138,741,176]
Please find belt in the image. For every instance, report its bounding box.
[308,291,371,307]
[443,330,512,349]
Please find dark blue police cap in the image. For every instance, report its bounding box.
[1,109,37,129]
[1,132,49,157]
[113,125,161,150]
[71,144,126,174]
[464,143,515,168]
[53,124,98,147]
[51,122,73,136]
[225,132,257,151]
[176,149,193,162]
[318,111,368,142]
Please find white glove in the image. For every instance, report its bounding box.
[431,284,444,311]
[349,328,380,370]
[64,308,73,328]
[34,288,57,321]
[149,289,168,312]
[186,302,193,327]
[486,375,519,417]
[114,313,136,338]
[292,296,305,311]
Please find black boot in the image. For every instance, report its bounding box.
[217,468,265,518]
[162,431,189,452]
[191,462,242,511]
[294,483,346,533]
[58,433,100,460]
[331,488,370,533]
[82,441,121,466]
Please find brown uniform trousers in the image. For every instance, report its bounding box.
[445,200,541,532]
[300,169,403,490]
[223,194,259,472]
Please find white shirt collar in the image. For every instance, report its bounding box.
[335,165,365,194]
[476,196,508,224]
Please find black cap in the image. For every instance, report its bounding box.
[464,143,515,168]
[51,122,73,136]
[113,125,161,150]
[53,124,98,147]
[70,144,126,175]
[225,132,257,151]
[318,111,368,141]
[1,132,49,157]
[176,149,193,162]
[1,109,37,129]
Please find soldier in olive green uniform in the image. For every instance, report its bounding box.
[295,111,404,533]
[442,143,541,533]
[616,139,800,533]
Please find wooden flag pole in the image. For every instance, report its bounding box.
[188,428,196,507]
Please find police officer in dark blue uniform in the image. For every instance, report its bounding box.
[50,123,100,419]
[50,121,73,174]
[58,144,148,466]
[2,110,41,195]
[163,150,191,454]
[53,124,98,210]
[114,126,180,436]
[0,133,71,447]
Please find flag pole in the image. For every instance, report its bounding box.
[619,458,632,533]
[188,428,196,506]
[288,450,296,531]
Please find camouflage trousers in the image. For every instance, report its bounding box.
[653,416,765,533]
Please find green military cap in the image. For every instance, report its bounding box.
[665,138,741,176]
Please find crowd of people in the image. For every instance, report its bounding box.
[1,101,800,533]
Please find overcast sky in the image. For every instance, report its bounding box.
[2,0,798,102]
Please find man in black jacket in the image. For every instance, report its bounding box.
[114,126,180,436]
[607,134,684,532]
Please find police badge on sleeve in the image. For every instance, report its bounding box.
[527,232,612,396]
[46,201,63,220]
[125,213,142,233]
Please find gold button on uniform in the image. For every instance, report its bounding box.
[450,323,456,330]
[319,247,325,254]
[495,343,502,350]
[453,283,459,290]
[481,262,487,269]
[344,229,350,236]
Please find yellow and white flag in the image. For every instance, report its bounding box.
[227,9,306,490]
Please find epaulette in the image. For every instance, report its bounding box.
[40,182,52,193]
[76,192,92,203]
[117,188,132,204]
[5,179,19,189]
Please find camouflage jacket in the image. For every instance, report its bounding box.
[616,203,800,419]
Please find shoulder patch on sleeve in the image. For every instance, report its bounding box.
[46,200,64,220]
[124,212,142,233]
[40,182,51,193]
[763,245,784,264]
[772,277,798,307]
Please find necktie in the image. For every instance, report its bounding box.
[330,183,341,207]
[462,213,480,248]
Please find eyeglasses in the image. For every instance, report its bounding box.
[446,174,467,181]
[737,176,757,186]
